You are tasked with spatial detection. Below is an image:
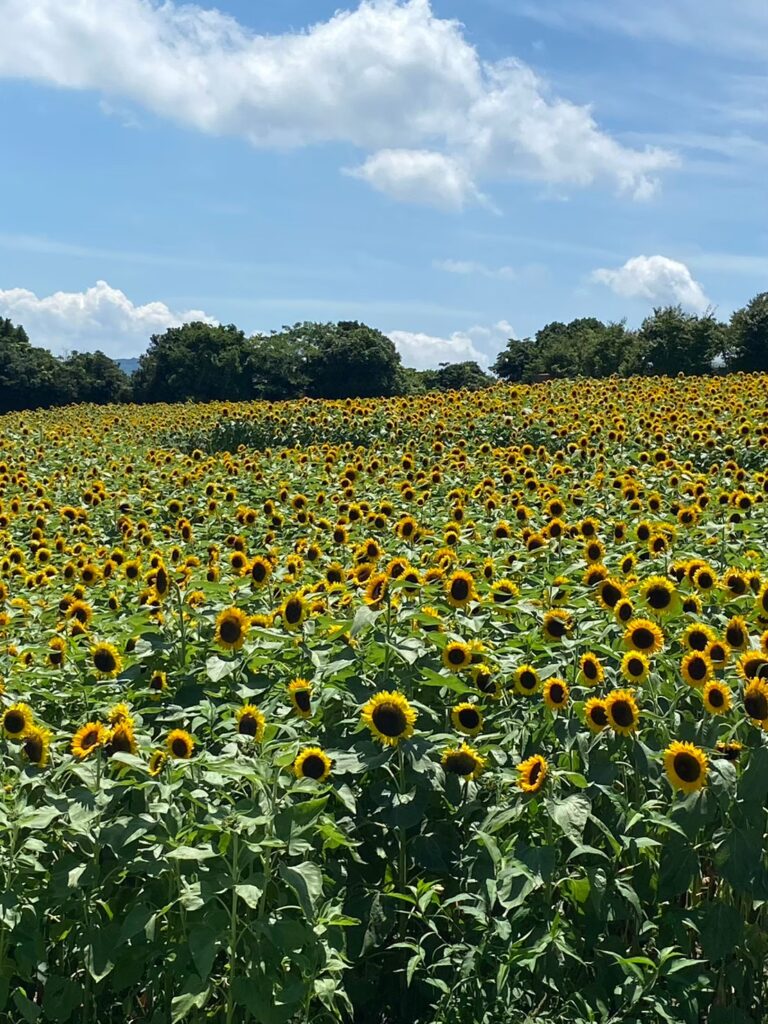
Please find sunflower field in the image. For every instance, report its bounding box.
[3,375,768,1024]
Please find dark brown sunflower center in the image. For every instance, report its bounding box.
[689,631,708,651]
[709,645,725,662]
[285,600,303,624]
[252,562,267,582]
[745,691,768,721]
[698,573,714,589]
[590,705,608,726]
[546,617,566,637]
[448,646,466,665]
[726,626,745,647]
[81,728,100,750]
[729,578,747,595]
[628,658,644,676]
[238,714,258,736]
[618,603,632,621]
[583,660,598,680]
[301,754,326,779]
[744,658,768,679]
[632,628,654,649]
[519,671,537,690]
[110,730,133,753]
[611,700,634,727]
[219,619,242,644]
[528,762,542,785]
[372,703,407,737]
[5,711,25,733]
[688,658,707,681]
[708,688,725,708]
[294,690,311,712]
[451,578,470,601]
[171,738,190,757]
[156,568,169,594]
[457,708,480,730]
[49,650,63,665]
[548,683,565,704]
[327,569,342,583]
[601,583,621,607]
[23,735,43,762]
[673,752,701,783]
[648,587,671,609]
[445,751,477,776]
[94,650,117,673]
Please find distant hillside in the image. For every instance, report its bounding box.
[115,358,140,375]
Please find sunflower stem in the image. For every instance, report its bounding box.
[226,830,239,1024]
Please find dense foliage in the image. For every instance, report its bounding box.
[2,376,768,1023]
[4,290,768,412]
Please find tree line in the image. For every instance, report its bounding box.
[2,291,768,412]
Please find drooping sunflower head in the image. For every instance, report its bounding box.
[542,609,571,641]
[47,636,66,667]
[442,640,472,672]
[620,650,650,684]
[446,570,475,608]
[514,664,541,696]
[450,701,483,737]
[288,678,312,718]
[293,746,332,782]
[2,701,33,739]
[605,689,640,736]
[743,679,768,728]
[71,721,107,759]
[584,697,609,733]
[166,729,195,759]
[236,704,266,740]
[442,742,485,780]
[517,754,548,793]
[107,721,137,757]
[22,725,52,767]
[362,691,416,746]
[681,651,713,689]
[578,653,604,686]
[215,606,250,650]
[91,642,122,678]
[702,680,731,715]
[623,618,664,654]
[543,677,569,712]
[664,741,708,794]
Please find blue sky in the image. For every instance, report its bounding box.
[0,0,765,368]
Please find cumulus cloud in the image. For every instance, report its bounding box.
[0,0,676,207]
[0,280,217,357]
[591,255,710,312]
[387,320,514,370]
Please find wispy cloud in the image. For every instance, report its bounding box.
[434,258,517,280]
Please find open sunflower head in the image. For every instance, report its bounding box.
[737,651,768,683]
[614,598,634,624]
[293,746,332,782]
[22,725,52,767]
[236,704,265,740]
[664,741,708,794]
[623,618,664,654]
[91,642,123,678]
[682,623,717,652]
[215,606,250,651]
[107,721,137,757]
[681,651,713,689]
[724,616,749,650]
[620,651,649,684]
[362,691,416,746]
[517,754,548,793]
[446,570,475,608]
[543,677,569,712]
[471,664,501,700]
[148,749,167,777]
[584,697,609,733]
[288,678,313,718]
[166,729,195,760]
[442,640,472,672]
[702,680,731,715]
[578,653,604,687]
[641,576,676,614]
[514,664,541,696]
[2,701,33,739]
[605,689,640,736]
[743,679,768,728]
[450,702,483,737]
[597,578,625,611]
[281,593,308,629]
[71,721,107,759]
[542,609,571,641]
[442,742,485,780]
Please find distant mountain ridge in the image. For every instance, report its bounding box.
[115,358,140,375]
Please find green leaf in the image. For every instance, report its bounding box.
[235,883,263,909]
[546,794,591,844]
[290,795,329,825]
[189,926,218,981]
[167,845,217,861]
[279,862,323,919]
[41,977,80,1022]
[699,902,742,961]
[171,975,210,1022]
[205,655,237,682]
[18,807,60,831]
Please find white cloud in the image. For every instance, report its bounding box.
[0,281,217,357]
[0,0,676,208]
[435,259,517,279]
[591,255,710,312]
[388,320,514,369]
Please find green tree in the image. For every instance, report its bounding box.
[636,306,721,377]
[0,318,70,412]
[60,351,131,404]
[430,361,493,391]
[132,322,253,403]
[492,338,536,382]
[728,292,768,372]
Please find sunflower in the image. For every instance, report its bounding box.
[620,651,650,684]
[715,741,742,762]
[471,664,501,699]
[149,670,168,696]
[517,754,548,793]
[450,702,483,736]
[22,725,52,767]
[742,679,768,728]
[693,565,716,592]
[362,691,416,746]
[47,636,66,667]
[66,599,93,624]
[442,742,485,780]
[702,680,731,715]
[756,582,768,618]
[543,677,569,712]
[281,593,307,629]
[623,618,664,654]
[725,616,749,650]
[542,609,571,640]
[490,579,519,605]
[664,741,708,794]
[705,639,730,668]
[108,703,133,726]
[722,569,749,600]
[640,576,676,614]
[605,689,640,736]
[442,640,472,672]
[148,748,167,776]
[293,746,332,782]
[681,651,713,688]
[681,623,717,652]
[91,642,122,678]
[578,652,604,686]
[614,598,635,624]
[446,570,475,608]
[737,651,768,683]
[584,697,609,733]
[288,678,312,718]
[514,664,541,696]
[236,704,266,740]
[2,702,33,739]
[107,721,137,757]
[215,606,250,651]
[597,578,625,610]
[166,729,195,759]
[71,721,107,759]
